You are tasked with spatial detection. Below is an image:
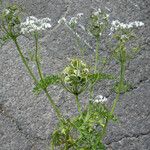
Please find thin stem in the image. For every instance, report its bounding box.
[33,32,64,122]
[34,32,43,80]
[101,118,108,139]
[44,88,64,122]
[13,36,64,123]
[111,92,120,115]
[120,62,126,87]
[111,41,126,114]
[13,37,38,83]
[84,101,91,124]
[75,94,82,114]
[89,37,100,99]
[94,38,100,73]
[89,85,94,99]
[111,61,125,114]
[75,33,84,59]
[65,23,93,50]
[98,41,126,144]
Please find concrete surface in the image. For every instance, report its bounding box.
[0,0,150,150]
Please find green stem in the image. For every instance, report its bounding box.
[33,32,64,122]
[44,88,64,122]
[111,41,126,114]
[34,32,43,80]
[90,85,94,99]
[13,36,64,123]
[111,92,120,115]
[89,38,100,99]
[13,37,38,83]
[120,62,126,87]
[94,38,100,73]
[76,34,84,59]
[101,118,108,139]
[75,94,82,114]
[111,61,125,114]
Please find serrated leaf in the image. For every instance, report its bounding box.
[0,34,11,47]
[88,73,115,83]
[33,75,60,94]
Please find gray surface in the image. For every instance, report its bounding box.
[0,0,150,150]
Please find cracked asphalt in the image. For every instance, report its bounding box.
[0,0,150,150]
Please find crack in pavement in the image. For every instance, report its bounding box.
[1,72,149,145]
[106,130,150,145]
[0,104,47,142]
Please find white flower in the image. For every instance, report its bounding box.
[93,95,107,104]
[20,16,51,34]
[93,8,101,16]
[3,9,10,15]
[69,17,78,25]
[110,20,144,31]
[58,17,66,24]
[58,13,83,25]
[106,14,109,18]
[120,34,128,39]
[131,21,144,27]
[68,13,83,26]
[77,13,84,18]
[127,23,133,28]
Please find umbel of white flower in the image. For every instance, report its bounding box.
[93,8,102,16]
[58,13,83,29]
[20,16,51,34]
[68,13,83,25]
[93,95,107,104]
[3,9,10,15]
[111,20,144,31]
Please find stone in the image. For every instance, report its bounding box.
[1,0,150,149]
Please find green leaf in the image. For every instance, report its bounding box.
[0,34,11,48]
[33,75,60,94]
[88,73,115,83]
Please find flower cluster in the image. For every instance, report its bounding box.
[93,8,102,16]
[93,95,107,104]
[20,16,51,34]
[0,5,22,37]
[62,59,89,94]
[93,8,109,19]
[89,8,109,38]
[58,13,83,29]
[68,13,83,26]
[111,20,144,31]
[3,9,10,15]
[63,59,89,84]
[58,17,66,24]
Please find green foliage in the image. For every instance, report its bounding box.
[112,28,139,63]
[51,102,117,150]
[112,27,140,94]
[33,75,60,94]
[51,119,77,150]
[112,42,127,63]
[26,48,36,62]
[62,58,90,95]
[88,73,115,84]
[0,4,22,39]
[128,46,140,59]
[113,81,133,94]
[88,10,109,39]
[61,59,115,95]
[0,33,11,47]
[1,3,143,150]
